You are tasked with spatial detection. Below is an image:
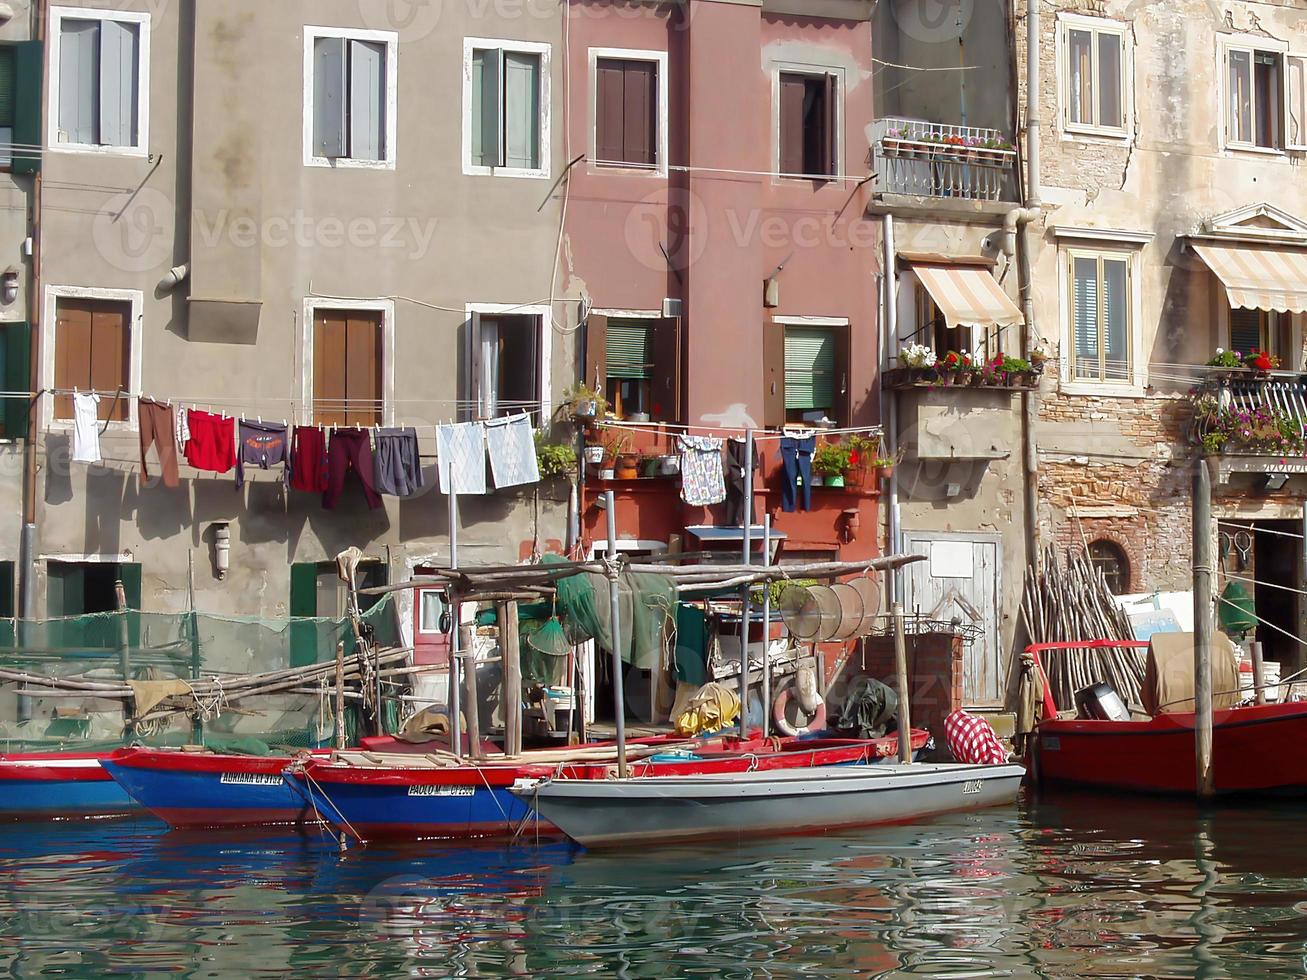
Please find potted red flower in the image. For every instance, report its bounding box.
[1247,348,1280,375]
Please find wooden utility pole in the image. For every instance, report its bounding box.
[891,602,913,765]
[499,600,522,757]
[333,641,346,749]
[460,624,482,760]
[1193,460,1215,799]
[604,490,629,778]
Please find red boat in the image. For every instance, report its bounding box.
[1028,640,1307,796]
[0,751,136,820]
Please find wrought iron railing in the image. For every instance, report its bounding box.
[1190,371,1307,456]
[871,117,1020,202]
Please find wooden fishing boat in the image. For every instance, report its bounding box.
[286,731,931,841]
[0,751,138,820]
[1028,639,1307,796]
[1033,701,1307,795]
[514,761,1025,848]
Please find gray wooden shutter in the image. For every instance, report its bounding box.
[313,36,347,158]
[479,47,502,167]
[595,60,624,163]
[623,61,655,166]
[59,19,99,145]
[503,51,539,169]
[779,74,805,175]
[349,39,385,161]
[468,311,484,420]
[99,19,138,147]
[1072,256,1099,380]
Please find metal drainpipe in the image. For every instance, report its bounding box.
[882,213,901,599]
[1004,0,1043,574]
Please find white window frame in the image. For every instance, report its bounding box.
[40,285,144,432]
[1057,244,1146,398]
[463,302,552,423]
[48,6,151,158]
[300,297,396,426]
[587,47,669,177]
[302,25,399,170]
[1217,32,1291,155]
[770,61,846,179]
[462,37,551,180]
[1056,12,1131,141]
[416,587,447,636]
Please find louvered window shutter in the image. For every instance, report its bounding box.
[784,327,836,411]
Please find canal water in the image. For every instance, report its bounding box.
[1,792,1305,977]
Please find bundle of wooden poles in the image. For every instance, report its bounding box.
[1020,544,1145,712]
[0,647,416,726]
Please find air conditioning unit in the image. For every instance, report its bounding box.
[661,298,682,318]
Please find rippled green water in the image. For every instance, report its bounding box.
[2,793,1306,977]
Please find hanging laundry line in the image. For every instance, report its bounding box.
[591,418,884,440]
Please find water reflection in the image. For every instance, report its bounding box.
[0,796,1304,976]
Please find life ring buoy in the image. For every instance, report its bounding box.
[772,680,827,737]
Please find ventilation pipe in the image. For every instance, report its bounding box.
[156,263,189,294]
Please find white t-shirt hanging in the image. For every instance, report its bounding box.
[71,392,102,464]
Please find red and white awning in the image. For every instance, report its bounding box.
[1192,242,1307,314]
[912,264,1024,329]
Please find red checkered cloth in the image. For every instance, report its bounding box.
[944,710,1010,765]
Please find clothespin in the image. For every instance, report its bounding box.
[257,415,262,424]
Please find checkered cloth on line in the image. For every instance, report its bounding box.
[944,710,1011,765]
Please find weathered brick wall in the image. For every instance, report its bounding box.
[1038,391,1194,592]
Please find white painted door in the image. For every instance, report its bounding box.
[901,532,1002,706]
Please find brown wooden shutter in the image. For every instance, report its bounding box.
[313,311,348,426]
[650,316,681,424]
[779,74,805,176]
[822,73,838,177]
[584,313,608,394]
[831,323,851,426]
[763,314,786,427]
[345,313,382,426]
[595,61,625,163]
[623,60,656,166]
[89,306,129,421]
[53,301,91,421]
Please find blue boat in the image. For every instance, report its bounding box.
[0,752,138,820]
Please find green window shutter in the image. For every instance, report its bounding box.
[118,563,142,608]
[289,563,320,668]
[0,46,15,129]
[606,322,651,380]
[0,561,13,619]
[11,41,41,175]
[3,322,29,439]
[784,327,836,411]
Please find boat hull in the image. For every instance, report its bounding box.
[0,753,136,820]
[1034,701,1307,795]
[103,749,325,829]
[516,762,1025,848]
[292,734,929,841]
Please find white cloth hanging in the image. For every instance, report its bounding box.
[175,403,191,453]
[71,392,102,464]
[485,413,540,489]
[678,435,726,506]
[436,421,487,495]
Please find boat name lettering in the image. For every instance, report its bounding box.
[407,785,476,797]
[961,779,983,795]
[220,772,282,786]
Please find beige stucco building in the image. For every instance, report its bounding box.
[27,0,579,628]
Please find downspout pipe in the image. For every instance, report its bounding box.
[1004,0,1042,574]
[882,212,901,603]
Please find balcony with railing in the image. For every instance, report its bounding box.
[1191,371,1307,482]
[871,118,1020,203]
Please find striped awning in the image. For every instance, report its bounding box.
[913,264,1024,329]
[1192,243,1307,313]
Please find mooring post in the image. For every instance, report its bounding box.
[604,490,629,778]
[738,429,754,737]
[1193,459,1215,799]
[892,601,913,765]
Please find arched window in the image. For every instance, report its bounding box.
[1088,539,1130,595]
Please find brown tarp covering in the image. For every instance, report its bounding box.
[1143,632,1240,716]
[129,679,192,719]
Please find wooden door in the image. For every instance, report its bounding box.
[901,531,1002,706]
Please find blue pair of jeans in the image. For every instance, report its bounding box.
[780,435,815,512]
